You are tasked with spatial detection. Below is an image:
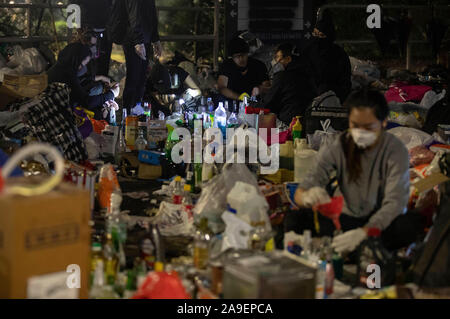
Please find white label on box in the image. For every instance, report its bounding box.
[27,271,79,299]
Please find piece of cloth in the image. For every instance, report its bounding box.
[122,0,160,46]
[218,57,269,96]
[260,57,316,125]
[385,84,433,103]
[9,83,88,163]
[47,43,114,109]
[301,38,352,103]
[122,43,152,112]
[284,208,425,251]
[298,131,410,231]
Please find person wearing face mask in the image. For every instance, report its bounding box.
[302,8,351,103]
[47,42,120,116]
[286,89,425,253]
[217,37,271,102]
[259,43,316,125]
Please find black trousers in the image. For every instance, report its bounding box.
[123,43,152,113]
[283,209,425,251]
[96,34,113,77]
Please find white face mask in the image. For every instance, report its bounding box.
[350,128,378,149]
[270,59,285,74]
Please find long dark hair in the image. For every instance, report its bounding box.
[342,89,389,183]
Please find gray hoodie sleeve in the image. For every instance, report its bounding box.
[366,143,410,230]
[298,138,339,190]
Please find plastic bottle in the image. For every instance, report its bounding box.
[227,112,239,128]
[182,184,194,218]
[172,176,183,204]
[207,97,214,113]
[214,102,227,137]
[294,139,317,183]
[151,224,165,269]
[134,127,148,151]
[292,116,303,141]
[185,163,195,191]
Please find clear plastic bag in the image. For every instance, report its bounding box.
[6,46,47,75]
[307,119,339,151]
[193,163,260,234]
[388,127,433,151]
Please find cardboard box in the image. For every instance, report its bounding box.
[0,178,91,299]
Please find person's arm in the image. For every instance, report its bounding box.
[260,73,282,113]
[365,146,410,231]
[184,75,201,97]
[258,80,272,95]
[70,75,115,109]
[217,75,240,100]
[294,141,338,208]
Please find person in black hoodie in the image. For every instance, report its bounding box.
[47,42,119,114]
[302,8,351,103]
[70,0,113,77]
[120,0,162,114]
[260,43,316,125]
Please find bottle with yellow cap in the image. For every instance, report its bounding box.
[292,116,303,141]
[182,184,194,218]
[172,176,183,204]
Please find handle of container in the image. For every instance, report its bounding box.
[1,143,65,196]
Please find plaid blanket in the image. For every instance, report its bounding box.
[10,83,88,163]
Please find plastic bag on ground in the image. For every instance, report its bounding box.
[6,46,47,75]
[388,127,433,150]
[221,211,255,252]
[193,163,260,234]
[132,271,191,299]
[307,119,339,151]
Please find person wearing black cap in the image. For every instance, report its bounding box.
[260,43,316,125]
[217,37,270,101]
[47,42,120,112]
[302,8,352,103]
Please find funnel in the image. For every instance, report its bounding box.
[317,196,344,230]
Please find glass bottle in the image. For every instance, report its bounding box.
[172,176,183,204]
[90,242,104,287]
[135,128,148,151]
[194,218,211,270]
[103,233,119,286]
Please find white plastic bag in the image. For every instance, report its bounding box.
[307,119,339,151]
[388,126,433,150]
[221,211,254,251]
[153,201,193,237]
[420,90,446,110]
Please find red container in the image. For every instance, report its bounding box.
[317,196,344,230]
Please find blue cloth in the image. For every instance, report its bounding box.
[0,149,23,177]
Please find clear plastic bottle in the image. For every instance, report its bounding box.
[227,112,239,128]
[182,184,194,218]
[214,102,227,137]
[207,97,214,113]
[172,176,183,204]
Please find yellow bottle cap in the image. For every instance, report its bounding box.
[184,184,191,192]
[175,176,182,182]
[154,262,164,272]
